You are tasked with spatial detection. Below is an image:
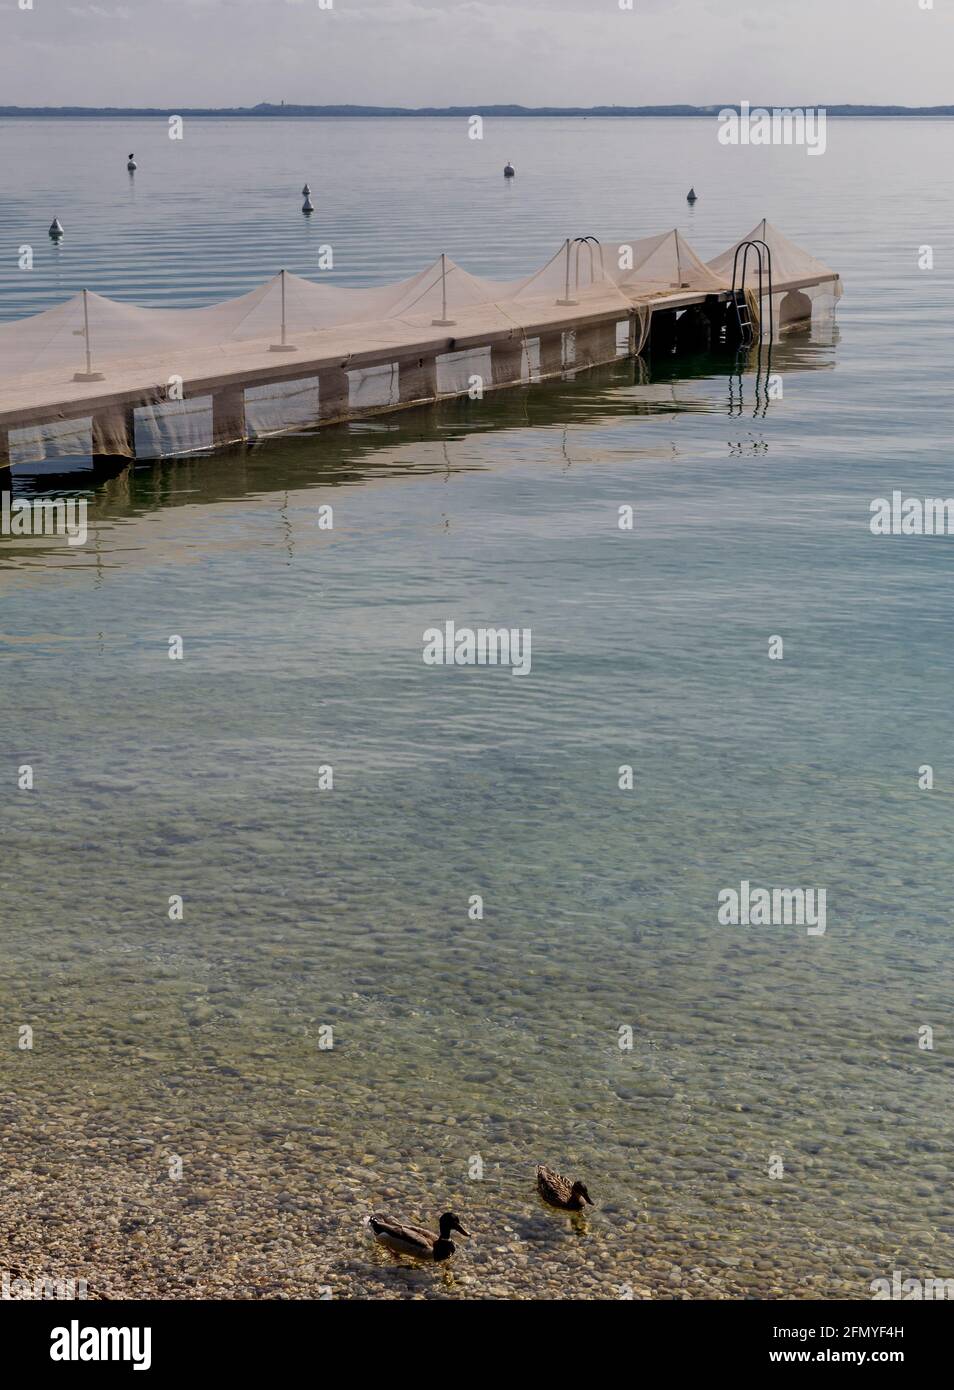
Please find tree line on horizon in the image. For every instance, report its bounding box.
[1,102,953,118]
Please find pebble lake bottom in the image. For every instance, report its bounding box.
[0,117,952,1300]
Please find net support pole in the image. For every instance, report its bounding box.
[73,289,105,382]
[557,238,577,306]
[431,253,456,327]
[83,290,92,375]
[270,269,298,352]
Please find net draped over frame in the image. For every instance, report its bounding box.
[0,221,839,391]
[706,218,843,333]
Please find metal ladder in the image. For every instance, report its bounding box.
[730,239,774,346]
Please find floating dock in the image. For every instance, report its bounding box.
[0,221,840,473]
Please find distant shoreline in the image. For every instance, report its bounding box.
[2,103,954,119]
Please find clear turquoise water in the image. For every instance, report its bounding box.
[1,118,953,1299]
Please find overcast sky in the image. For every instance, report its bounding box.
[1,0,951,108]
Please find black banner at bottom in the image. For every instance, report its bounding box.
[0,1297,941,1375]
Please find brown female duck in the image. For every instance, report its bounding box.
[536,1164,594,1211]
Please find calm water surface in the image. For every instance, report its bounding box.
[1,118,952,1299]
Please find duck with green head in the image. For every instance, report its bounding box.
[366,1210,471,1262]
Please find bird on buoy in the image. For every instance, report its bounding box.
[127,154,137,173]
[302,193,315,215]
[686,187,698,203]
[301,183,311,197]
[504,162,515,178]
[49,217,64,240]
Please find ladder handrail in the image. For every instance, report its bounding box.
[571,236,604,292]
[730,239,775,344]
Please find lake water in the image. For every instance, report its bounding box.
[1,117,952,1300]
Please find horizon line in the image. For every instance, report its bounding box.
[2,102,954,118]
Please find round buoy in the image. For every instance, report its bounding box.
[504,162,515,178]
[687,187,698,203]
[302,195,315,215]
[49,217,64,240]
[127,153,137,172]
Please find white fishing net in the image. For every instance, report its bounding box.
[245,376,321,441]
[0,223,840,464]
[8,415,93,470]
[707,218,843,334]
[609,229,728,296]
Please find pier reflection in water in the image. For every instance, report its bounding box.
[4,328,837,509]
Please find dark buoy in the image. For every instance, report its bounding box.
[504,162,515,178]
[127,153,137,173]
[687,187,698,204]
[302,193,315,215]
[49,217,64,240]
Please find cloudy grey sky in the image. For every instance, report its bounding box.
[1,0,950,108]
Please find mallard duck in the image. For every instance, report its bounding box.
[366,1210,470,1262]
[536,1164,594,1211]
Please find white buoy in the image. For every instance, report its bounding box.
[504,162,515,178]
[302,194,315,215]
[687,187,698,203]
[49,217,64,240]
[301,183,311,197]
[127,153,137,173]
